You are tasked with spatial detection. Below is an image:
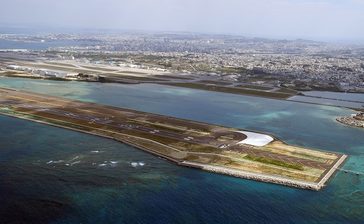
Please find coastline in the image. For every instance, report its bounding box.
[2,75,363,111]
[336,116,364,129]
[0,110,347,191]
[182,154,347,191]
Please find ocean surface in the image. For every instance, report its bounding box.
[0,76,363,223]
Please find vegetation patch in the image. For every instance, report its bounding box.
[244,155,304,171]
[166,82,293,99]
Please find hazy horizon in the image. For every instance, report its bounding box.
[1,0,364,43]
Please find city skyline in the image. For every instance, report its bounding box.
[1,0,364,43]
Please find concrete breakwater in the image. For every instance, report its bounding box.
[181,157,347,191]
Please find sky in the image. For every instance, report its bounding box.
[1,0,364,42]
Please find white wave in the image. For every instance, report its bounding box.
[91,150,103,153]
[70,156,80,161]
[70,161,81,166]
[130,161,146,167]
[53,160,64,164]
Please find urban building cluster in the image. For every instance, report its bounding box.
[1,32,364,92]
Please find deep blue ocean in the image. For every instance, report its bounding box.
[0,77,363,223]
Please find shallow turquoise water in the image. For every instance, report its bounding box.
[0,77,363,223]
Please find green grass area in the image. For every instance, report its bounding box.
[244,155,304,171]
[169,141,222,153]
[3,73,43,79]
[81,66,118,72]
[105,74,165,82]
[154,75,192,80]
[166,82,293,99]
[48,62,78,68]
[236,84,274,90]
[275,87,298,94]
[117,71,148,75]
[199,80,232,86]
[3,72,72,81]
[260,146,331,164]
[217,67,252,75]
[128,120,187,134]
[123,130,179,145]
[1,71,19,75]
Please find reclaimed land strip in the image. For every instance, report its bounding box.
[0,87,347,190]
[336,113,364,129]
[162,82,294,99]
